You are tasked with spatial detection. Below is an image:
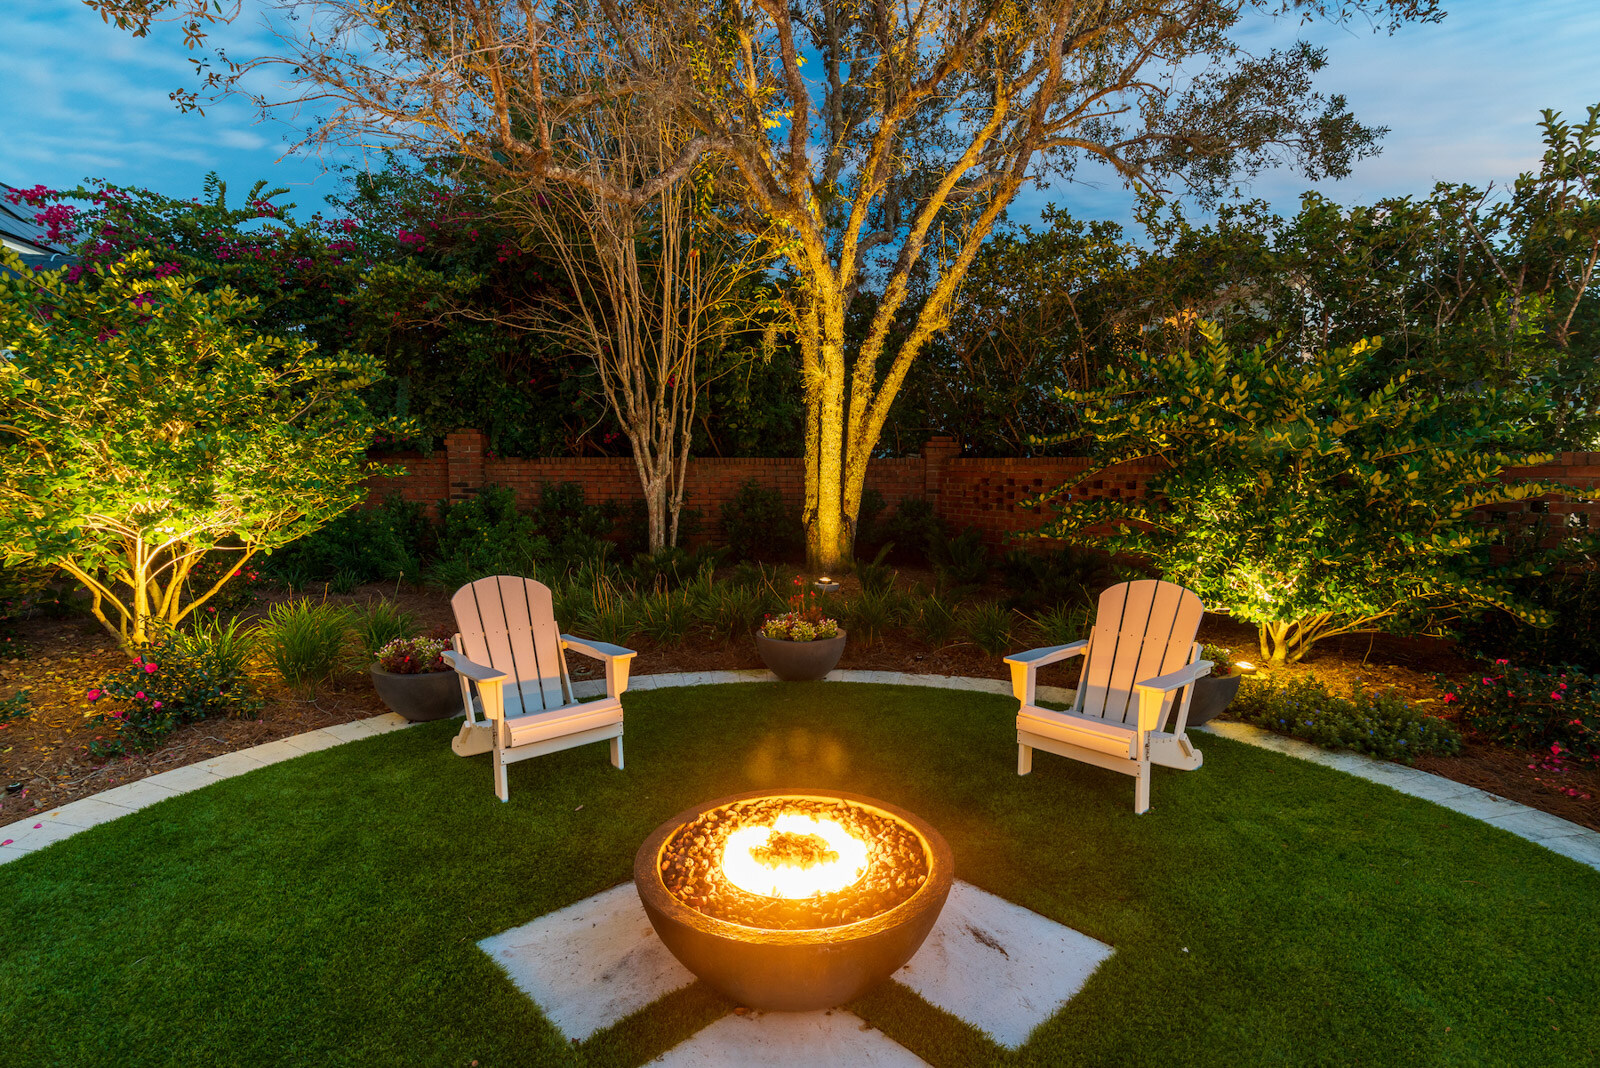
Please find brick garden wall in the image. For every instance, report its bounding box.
[366,429,1600,548]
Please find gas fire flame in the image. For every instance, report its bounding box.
[720,812,870,899]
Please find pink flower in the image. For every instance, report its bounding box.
[152,701,163,709]
[1494,658,1509,665]
[134,691,145,700]
[1551,743,1563,756]
[1441,692,1456,703]
[144,662,158,673]
[86,688,102,701]
[1481,678,1493,686]
[1551,691,1563,701]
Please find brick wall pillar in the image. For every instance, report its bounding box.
[445,428,487,503]
[921,436,959,511]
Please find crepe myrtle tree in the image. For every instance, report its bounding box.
[85,0,1444,568]
[0,250,394,650]
[1031,322,1565,665]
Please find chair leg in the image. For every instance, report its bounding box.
[494,748,510,803]
[1018,743,1033,776]
[610,735,624,770]
[1133,759,1150,814]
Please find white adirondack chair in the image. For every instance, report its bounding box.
[443,575,637,802]
[1004,579,1211,814]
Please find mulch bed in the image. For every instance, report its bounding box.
[3,582,1596,836]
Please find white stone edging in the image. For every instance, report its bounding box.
[3,670,1596,873]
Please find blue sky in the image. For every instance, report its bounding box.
[3,0,1598,230]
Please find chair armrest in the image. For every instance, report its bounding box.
[1133,660,1212,733]
[442,650,509,722]
[1003,641,1089,705]
[561,634,637,699]
[441,650,508,684]
[561,635,638,662]
[1134,660,1213,695]
[1003,641,1088,669]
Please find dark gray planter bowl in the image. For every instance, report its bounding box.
[635,790,953,1012]
[756,630,847,682]
[368,664,464,722]
[1186,673,1243,727]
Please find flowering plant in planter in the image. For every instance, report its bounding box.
[762,614,841,642]
[374,636,451,674]
[761,576,840,642]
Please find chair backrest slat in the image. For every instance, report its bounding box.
[452,576,572,715]
[1076,579,1204,727]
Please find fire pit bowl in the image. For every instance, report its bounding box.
[634,790,953,1012]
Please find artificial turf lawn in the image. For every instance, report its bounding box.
[2,682,1597,1067]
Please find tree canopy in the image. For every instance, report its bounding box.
[0,250,391,648]
[1034,323,1562,664]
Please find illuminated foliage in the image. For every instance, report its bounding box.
[1035,323,1564,664]
[0,250,393,649]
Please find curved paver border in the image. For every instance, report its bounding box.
[3,671,1596,872]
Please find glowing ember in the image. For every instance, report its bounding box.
[657,796,931,929]
[721,813,869,899]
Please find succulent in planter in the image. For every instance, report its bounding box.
[757,577,848,681]
[762,613,841,642]
[369,635,462,721]
[375,636,451,674]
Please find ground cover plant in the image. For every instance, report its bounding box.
[1,682,1596,1066]
[1230,675,1461,762]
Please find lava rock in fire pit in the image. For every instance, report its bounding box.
[636,791,953,1012]
[658,796,931,930]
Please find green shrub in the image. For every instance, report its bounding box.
[720,480,801,562]
[573,578,635,646]
[433,485,543,583]
[909,594,959,647]
[1231,675,1461,763]
[354,601,418,661]
[1000,545,1117,613]
[529,482,619,573]
[615,498,703,559]
[87,630,263,757]
[843,588,906,646]
[629,546,724,591]
[855,543,897,596]
[1436,662,1600,760]
[184,614,257,681]
[1026,603,1090,648]
[879,497,944,565]
[931,527,991,591]
[960,600,1016,656]
[854,488,889,553]
[264,496,424,587]
[633,587,700,646]
[1455,563,1600,672]
[257,600,355,694]
[699,582,771,641]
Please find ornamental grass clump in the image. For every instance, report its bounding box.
[1231,675,1460,763]
[1436,662,1600,760]
[257,600,355,694]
